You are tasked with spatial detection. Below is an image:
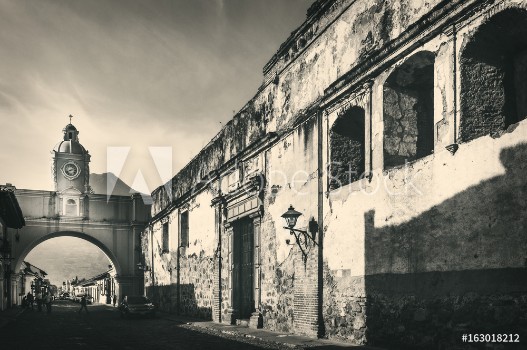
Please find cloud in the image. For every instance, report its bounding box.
[0,0,311,191]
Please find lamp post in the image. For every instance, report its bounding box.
[281,205,318,263]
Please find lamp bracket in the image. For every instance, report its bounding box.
[284,226,318,264]
[283,227,318,246]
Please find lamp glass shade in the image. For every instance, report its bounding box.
[281,205,302,228]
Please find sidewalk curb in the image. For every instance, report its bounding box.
[185,321,303,349]
[159,314,381,349]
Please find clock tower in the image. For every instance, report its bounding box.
[52,120,91,217]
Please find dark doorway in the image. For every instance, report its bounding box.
[232,218,254,320]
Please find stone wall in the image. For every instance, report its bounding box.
[323,116,527,347]
[145,189,216,319]
[460,7,527,142]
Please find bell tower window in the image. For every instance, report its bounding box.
[65,198,78,216]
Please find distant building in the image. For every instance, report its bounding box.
[74,266,116,304]
[13,261,48,304]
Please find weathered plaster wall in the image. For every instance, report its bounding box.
[323,119,527,347]
[145,189,216,318]
[259,119,319,335]
[322,4,527,344]
[151,0,450,218]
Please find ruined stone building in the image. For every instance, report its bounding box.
[142,0,527,347]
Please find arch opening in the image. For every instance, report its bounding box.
[460,8,527,142]
[13,232,122,305]
[329,105,366,189]
[383,51,435,169]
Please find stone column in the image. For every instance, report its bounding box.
[249,213,263,328]
[223,223,236,324]
[212,203,223,323]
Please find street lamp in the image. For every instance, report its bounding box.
[282,205,302,228]
[281,205,318,263]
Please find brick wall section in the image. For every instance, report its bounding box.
[212,252,221,323]
[293,248,319,337]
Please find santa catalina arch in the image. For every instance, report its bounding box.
[7,122,149,301]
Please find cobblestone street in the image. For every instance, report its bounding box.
[0,301,296,350]
[0,300,368,350]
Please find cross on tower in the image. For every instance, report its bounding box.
[69,114,73,124]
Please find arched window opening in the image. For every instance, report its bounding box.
[329,106,365,190]
[460,8,527,142]
[383,51,435,169]
[65,198,77,216]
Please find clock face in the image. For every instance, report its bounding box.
[61,161,80,180]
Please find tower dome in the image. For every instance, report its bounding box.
[53,123,86,154]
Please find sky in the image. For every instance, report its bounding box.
[0,0,312,194]
[0,0,313,284]
[25,237,111,286]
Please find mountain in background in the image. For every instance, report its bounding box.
[89,172,138,196]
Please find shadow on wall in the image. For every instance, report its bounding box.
[361,142,527,349]
[146,283,212,320]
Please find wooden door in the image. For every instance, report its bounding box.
[232,218,254,319]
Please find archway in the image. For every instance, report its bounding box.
[383,51,435,168]
[12,231,123,305]
[460,8,527,142]
[14,231,122,275]
[329,105,366,189]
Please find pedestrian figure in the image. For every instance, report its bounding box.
[113,294,117,307]
[78,295,89,314]
[36,291,43,312]
[44,293,52,314]
[27,292,34,311]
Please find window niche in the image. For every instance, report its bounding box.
[180,211,189,248]
[65,198,78,216]
[383,51,435,169]
[162,222,169,253]
[460,8,527,142]
[329,106,366,190]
